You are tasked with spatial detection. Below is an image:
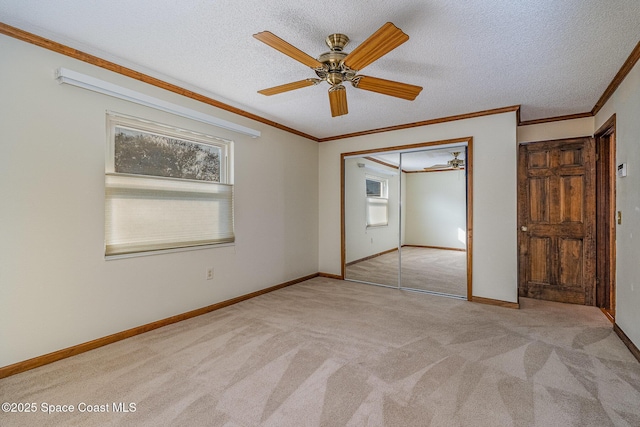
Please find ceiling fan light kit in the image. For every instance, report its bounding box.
[448,152,464,169]
[253,22,423,117]
[424,152,465,171]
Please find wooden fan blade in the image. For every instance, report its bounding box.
[258,79,317,96]
[328,85,348,117]
[342,22,409,71]
[424,164,450,170]
[353,75,422,100]
[253,31,323,69]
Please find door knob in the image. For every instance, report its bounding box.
[521,226,528,232]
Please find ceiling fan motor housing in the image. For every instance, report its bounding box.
[447,152,464,168]
[315,34,357,87]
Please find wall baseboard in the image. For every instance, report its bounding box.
[471,296,520,309]
[0,273,319,380]
[600,308,615,324]
[318,272,343,280]
[613,323,640,363]
[402,244,466,252]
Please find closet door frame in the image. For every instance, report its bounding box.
[340,137,474,300]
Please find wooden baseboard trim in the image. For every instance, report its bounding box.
[471,296,520,309]
[600,308,615,324]
[345,248,399,266]
[318,272,343,280]
[613,323,640,363]
[0,273,319,380]
[403,245,466,252]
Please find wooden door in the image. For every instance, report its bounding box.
[518,137,596,305]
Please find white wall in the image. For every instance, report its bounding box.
[517,117,594,143]
[0,35,319,367]
[404,171,467,250]
[344,157,400,263]
[319,112,518,303]
[595,59,640,351]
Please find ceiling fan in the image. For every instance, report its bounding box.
[253,22,423,117]
[424,152,465,171]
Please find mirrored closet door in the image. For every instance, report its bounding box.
[399,149,468,297]
[344,154,400,288]
[342,142,471,299]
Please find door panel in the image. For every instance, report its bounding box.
[559,147,583,166]
[559,175,584,222]
[518,137,596,305]
[558,238,583,286]
[529,178,550,222]
[529,237,551,283]
[528,150,550,169]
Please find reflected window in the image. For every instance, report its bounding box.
[365,175,388,227]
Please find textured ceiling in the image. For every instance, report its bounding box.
[1,1,639,139]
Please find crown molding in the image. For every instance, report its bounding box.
[0,22,319,142]
[2,22,639,141]
[519,40,640,127]
[319,105,520,142]
[592,40,640,116]
[518,112,593,126]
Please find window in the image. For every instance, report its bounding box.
[366,178,383,197]
[365,175,388,227]
[105,113,234,256]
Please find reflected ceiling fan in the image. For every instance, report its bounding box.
[424,152,465,171]
[253,22,423,117]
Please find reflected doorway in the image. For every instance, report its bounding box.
[341,138,473,299]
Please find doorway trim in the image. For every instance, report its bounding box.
[595,114,617,321]
[340,136,474,300]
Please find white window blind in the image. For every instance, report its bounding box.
[366,197,389,227]
[105,113,234,257]
[105,174,234,256]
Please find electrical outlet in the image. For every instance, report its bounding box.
[206,267,214,280]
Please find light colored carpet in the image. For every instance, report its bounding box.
[1,277,639,426]
[346,247,467,296]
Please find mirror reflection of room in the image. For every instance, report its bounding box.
[343,144,468,298]
[400,149,467,297]
[344,154,400,288]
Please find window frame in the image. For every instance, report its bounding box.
[104,112,234,259]
[365,174,389,228]
[106,112,232,183]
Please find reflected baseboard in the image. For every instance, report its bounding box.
[402,244,466,252]
[400,286,467,300]
[345,247,399,266]
[344,278,400,290]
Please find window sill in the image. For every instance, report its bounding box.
[105,242,235,260]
